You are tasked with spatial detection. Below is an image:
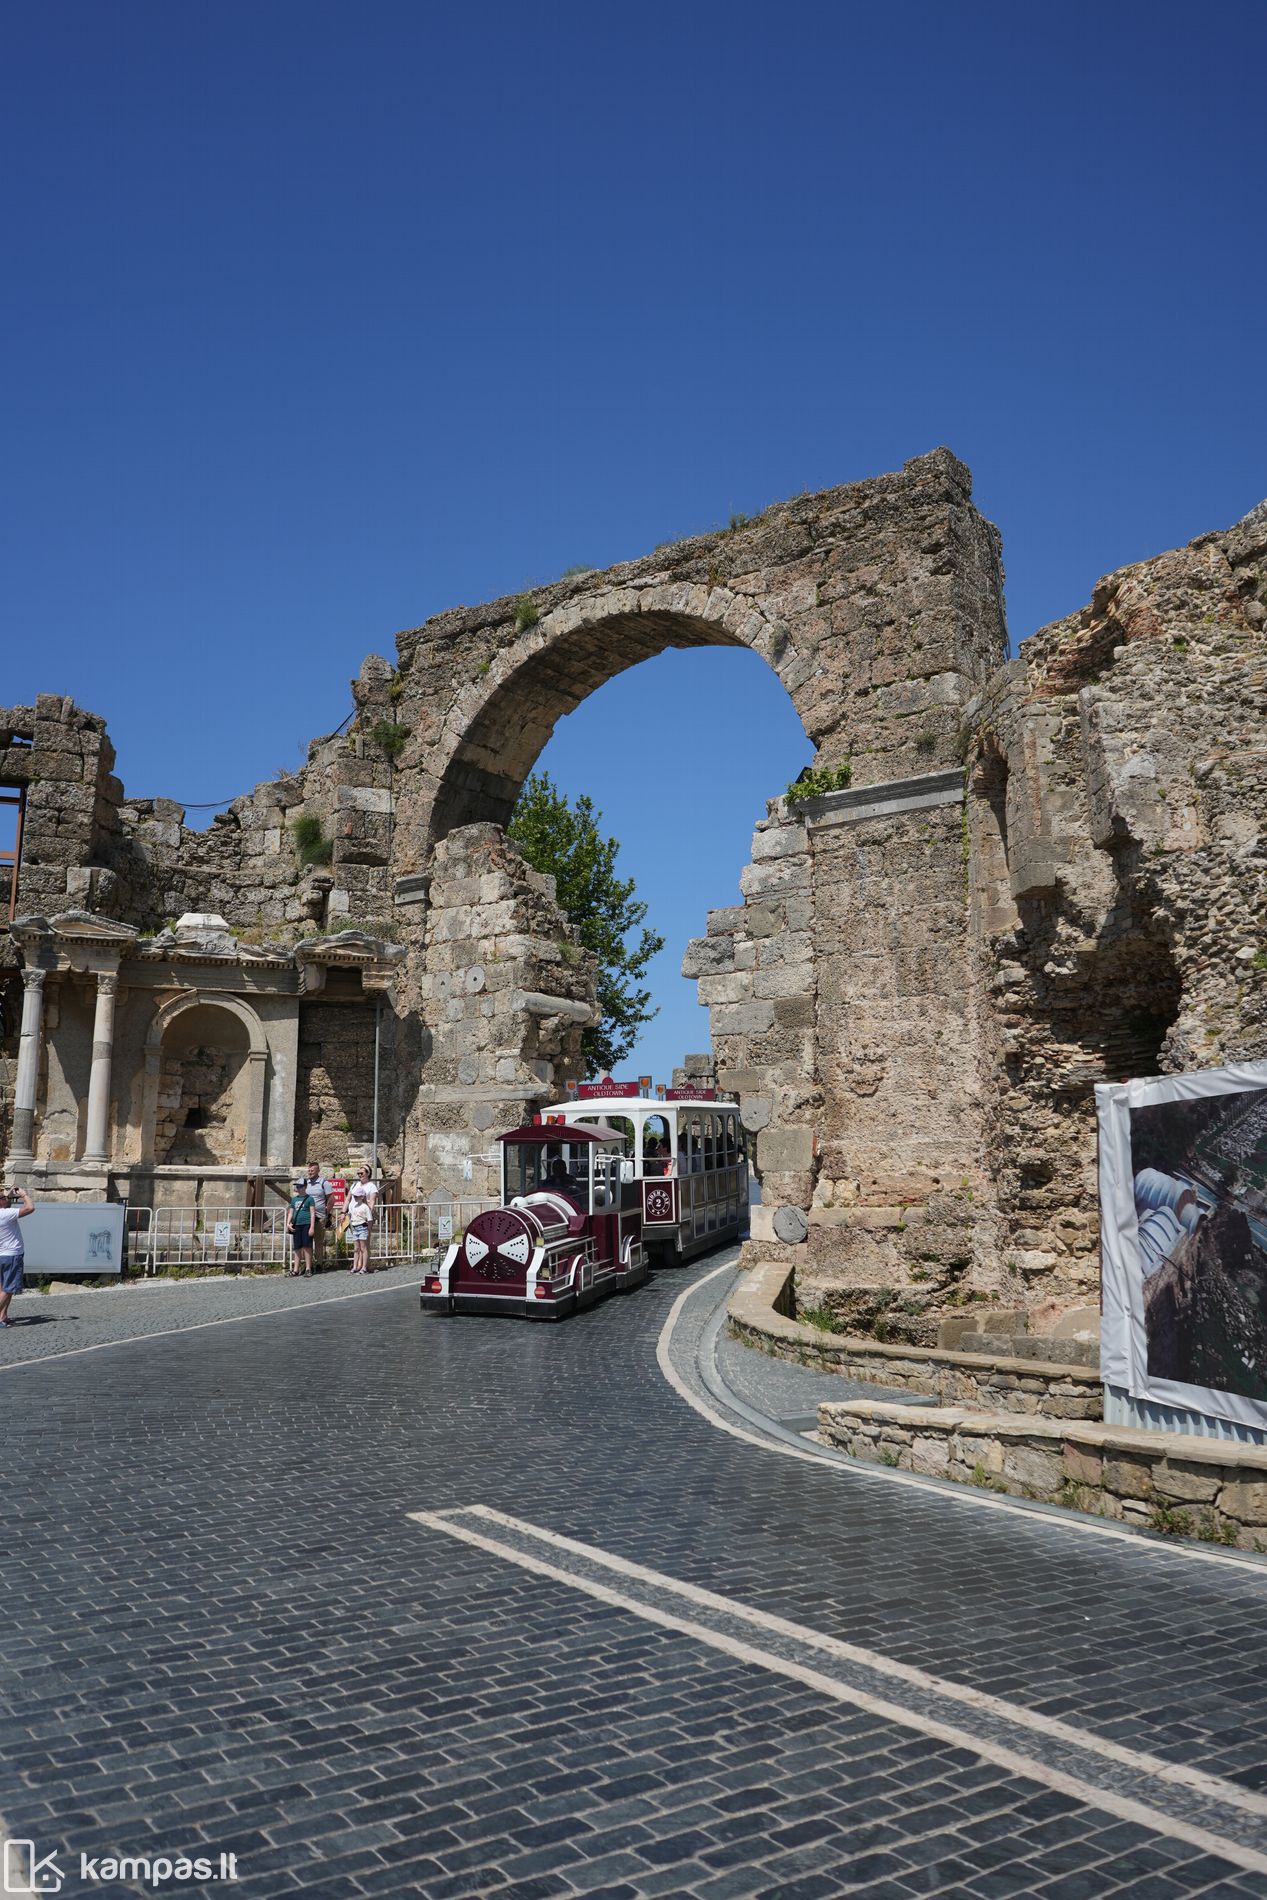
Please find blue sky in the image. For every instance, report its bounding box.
[4,1,1264,1083]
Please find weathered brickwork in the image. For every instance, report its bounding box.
[3,456,1264,1355]
[399,823,595,1204]
[960,495,1267,1327]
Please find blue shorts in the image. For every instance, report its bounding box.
[0,1255,24,1296]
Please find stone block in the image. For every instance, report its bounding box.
[681,936,736,978]
[707,908,755,942]
[753,965,813,1000]
[1003,1442,1065,1493]
[937,1316,979,1347]
[910,1434,952,1475]
[1156,1461,1220,1505]
[757,1127,814,1173]
[1103,1455,1155,1502]
[747,1204,778,1243]
[711,1000,776,1036]
[1217,1478,1267,1526]
[697,972,754,1005]
[740,858,811,900]
[1062,1442,1103,1486]
[750,825,808,862]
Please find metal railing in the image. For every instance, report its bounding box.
[125,1199,497,1275]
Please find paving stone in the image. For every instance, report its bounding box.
[2,1260,1267,1900]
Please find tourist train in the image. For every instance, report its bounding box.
[418,1083,749,1318]
[541,1084,749,1265]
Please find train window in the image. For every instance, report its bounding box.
[641,1113,671,1175]
[504,1142,589,1207]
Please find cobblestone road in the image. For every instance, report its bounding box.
[3,1255,1267,1899]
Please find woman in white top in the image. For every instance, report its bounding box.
[346,1168,379,1275]
[0,1184,35,1329]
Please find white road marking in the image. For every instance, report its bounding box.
[0,1277,412,1373]
[0,1820,36,1895]
[459,1503,1267,1822]
[658,1260,1267,1575]
[412,1503,1267,1876]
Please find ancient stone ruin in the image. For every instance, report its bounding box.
[2,447,1264,1344]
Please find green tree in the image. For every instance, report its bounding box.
[508,772,664,1074]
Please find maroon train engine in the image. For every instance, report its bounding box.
[419,1120,649,1319]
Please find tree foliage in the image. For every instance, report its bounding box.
[508,772,664,1075]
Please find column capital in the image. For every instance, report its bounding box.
[96,969,119,997]
[22,966,46,993]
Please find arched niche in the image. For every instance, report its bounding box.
[141,992,269,1169]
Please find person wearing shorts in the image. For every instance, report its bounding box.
[287,1179,315,1277]
[347,1169,378,1274]
[0,1185,35,1327]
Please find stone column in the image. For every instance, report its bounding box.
[10,967,46,1161]
[244,1048,268,1170]
[82,969,120,1164]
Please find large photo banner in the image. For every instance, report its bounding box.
[1098,1062,1267,1431]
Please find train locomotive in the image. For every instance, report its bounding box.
[419,1119,648,1319]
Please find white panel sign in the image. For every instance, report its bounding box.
[21,1202,127,1275]
[1098,1061,1267,1430]
[213,1221,232,1248]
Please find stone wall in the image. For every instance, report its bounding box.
[293,997,384,1173]
[962,495,1267,1323]
[155,1047,245,1166]
[399,823,597,1205]
[818,1400,1267,1550]
[729,1260,1101,1419]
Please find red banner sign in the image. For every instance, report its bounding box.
[664,1088,717,1101]
[577,1078,641,1099]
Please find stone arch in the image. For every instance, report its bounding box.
[380,448,1010,1277]
[141,991,269,1168]
[387,449,1008,875]
[416,595,811,860]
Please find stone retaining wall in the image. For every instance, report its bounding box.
[729,1260,1100,1419]
[818,1399,1267,1551]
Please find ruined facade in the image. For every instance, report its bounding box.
[2,450,1264,1341]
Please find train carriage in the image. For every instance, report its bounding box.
[542,1085,749,1264]
[419,1119,648,1319]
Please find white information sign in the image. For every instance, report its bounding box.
[1098,1060,1267,1431]
[437,1214,453,1241]
[213,1220,232,1248]
[21,1202,127,1276]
